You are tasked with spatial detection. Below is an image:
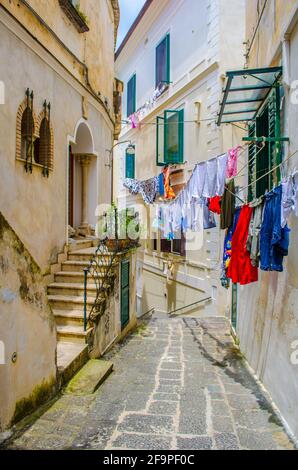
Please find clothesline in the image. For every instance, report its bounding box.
[234,142,266,179]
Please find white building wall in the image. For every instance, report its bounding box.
[114,0,245,317]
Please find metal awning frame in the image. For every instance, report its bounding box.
[217,66,283,126]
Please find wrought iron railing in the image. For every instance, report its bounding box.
[83,209,140,331]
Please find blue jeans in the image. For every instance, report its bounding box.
[260,185,290,272]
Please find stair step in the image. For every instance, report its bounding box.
[53,309,84,326]
[57,341,89,385]
[68,240,93,252]
[64,359,113,395]
[48,282,97,297]
[61,260,116,273]
[56,324,93,343]
[48,294,99,311]
[54,271,114,284]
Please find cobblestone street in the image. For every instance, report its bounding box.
[5,314,295,450]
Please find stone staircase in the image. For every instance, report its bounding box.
[48,239,115,384]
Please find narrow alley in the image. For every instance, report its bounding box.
[5,314,294,451]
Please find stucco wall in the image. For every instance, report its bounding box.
[0,212,57,431]
[0,15,113,271]
[0,0,115,108]
[235,5,298,441]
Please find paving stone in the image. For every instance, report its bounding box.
[214,432,239,450]
[179,414,206,435]
[153,392,179,402]
[118,414,175,434]
[177,436,213,450]
[212,416,235,433]
[148,401,178,415]
[111,433,172,450]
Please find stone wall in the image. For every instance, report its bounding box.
[0,212,57,431]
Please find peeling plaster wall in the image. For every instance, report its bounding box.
[0,213,57,431]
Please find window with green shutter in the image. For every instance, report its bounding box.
[247,87,282,200]
[125,147,135,179]
[156,34,170,88]
[156,109,184,166]
[127,74,136,117]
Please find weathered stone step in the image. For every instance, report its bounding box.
[48,294,100,311]
[54,271,114,284]
[64,359,113,395]
[57,341,89,386]
[68,239,93,253]
[48,282,97,298]
[57,324,92,343]
[53,309,84,326]
[61,260,116,273]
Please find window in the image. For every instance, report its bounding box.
[21,105,35,166]
[156,109,184,166]
[247,87,282,200]
[156,34,170,88]
[127,74,136,117]
[161,233,186,257]
[125,146,135,179]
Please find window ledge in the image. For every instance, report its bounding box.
[59,0,89,33]
[16,157,53,172]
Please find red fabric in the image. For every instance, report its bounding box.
[208,196,221,214]
[227,205,258,285]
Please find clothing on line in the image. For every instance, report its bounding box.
[227,204,258,285]
[163,167,176,200]
[246,197,264,267]
[260,185,290,272]
[220,179,235,229]
[226,145,242,178]
[123,176,158,205]
[208,196,221,214]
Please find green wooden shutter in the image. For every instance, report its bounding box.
[125,150,135,179]
[268,87,281,188]
[127,74,136,117]
[121,260,130,329]
[156,115,165,166]
[248,123,256,202]
[164,109,184,164]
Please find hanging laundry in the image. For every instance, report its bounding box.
[208,196,221,214]
[190,200,204,232]
[130,112,140,129]
[227,205,258,285]
[281,171,298,227]
[220,179,235,229]
[163,166,176,200]
[189,162,207,199]
[220,208,241,289]
[226,146,242,178]
[158,172,165,197]
[216,153,228,195]
[260,185,290,272]
[246,197,264,267]
[123,176,158,205]
[202,198,216,229]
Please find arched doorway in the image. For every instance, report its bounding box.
[68,120,97,237]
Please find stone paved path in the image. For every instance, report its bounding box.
[5,314,295,450]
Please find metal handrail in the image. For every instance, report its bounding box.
[167,297,212,316]
[83,209,140,331]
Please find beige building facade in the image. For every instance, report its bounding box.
[0,0,137,432]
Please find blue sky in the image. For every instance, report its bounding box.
[116,0,147,49]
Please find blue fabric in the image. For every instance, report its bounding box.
[202,198,216,229]
[260,185,290,272]
[158,172,165,196]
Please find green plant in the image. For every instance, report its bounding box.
[74,2,89,25]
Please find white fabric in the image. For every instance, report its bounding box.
[190,200,204,232]
[202,157,217,197]
[216,153,228,196]
[190,162,207,199]
[281,178,294,228]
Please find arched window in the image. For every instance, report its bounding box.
[39,117,51,169]
[20,91,35,172]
